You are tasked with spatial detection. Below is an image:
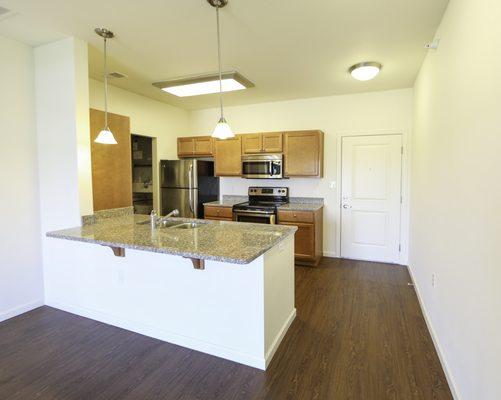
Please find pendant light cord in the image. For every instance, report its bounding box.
[103,36,109,129]
[216,5,224,119]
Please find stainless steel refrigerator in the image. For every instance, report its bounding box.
[160,160,219,219]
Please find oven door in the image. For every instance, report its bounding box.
[233,210,277,224]
[242,155,283,179]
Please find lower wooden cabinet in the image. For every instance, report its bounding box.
[204,205,233,221]
[278,208,323,266]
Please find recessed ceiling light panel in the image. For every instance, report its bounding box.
[153,71,253,97]
[349,62,382,81]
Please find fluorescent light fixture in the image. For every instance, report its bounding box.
[349,62,382,81]
[153,71,253,97]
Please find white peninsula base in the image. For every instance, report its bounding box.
[45,235,296,370]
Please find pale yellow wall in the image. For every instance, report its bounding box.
[410,0,501,398]
[89,78,190,211]
[189,89,413,257]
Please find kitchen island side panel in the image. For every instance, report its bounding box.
[43,238,268,368]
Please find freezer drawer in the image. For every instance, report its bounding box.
[161,188,198,218]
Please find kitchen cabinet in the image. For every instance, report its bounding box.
[284,130,324,177]
[177,136,213,157]
[214,136,242,176]
[278,207,323,266]
[204,205,233,221]
[242,132,283,154]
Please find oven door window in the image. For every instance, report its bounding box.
[242,161,270,176]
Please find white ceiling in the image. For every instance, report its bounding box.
[0,0,448,110]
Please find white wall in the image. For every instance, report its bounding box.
[410,0,501,399]
[89,79,189,211]
[189,89,413,258]
[0,35,44,321]
[35,37,92,301]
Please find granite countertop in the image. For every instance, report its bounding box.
[205,195,324,212]
[47,214,297,265]
[204,196,247,208]
[278,203,323,212]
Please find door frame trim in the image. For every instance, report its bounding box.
[335,130,410,265]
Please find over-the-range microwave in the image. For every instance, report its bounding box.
[242,154,283,179]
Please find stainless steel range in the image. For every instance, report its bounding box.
[233,187,289,224]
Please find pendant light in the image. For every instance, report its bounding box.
[94,28,118,144]
[208,0,235,139]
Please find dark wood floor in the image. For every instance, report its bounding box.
[0,258,452,400]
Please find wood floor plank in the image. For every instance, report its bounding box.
[0,258,453,400]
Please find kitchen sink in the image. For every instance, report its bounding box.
[137,220,184,228]
[171,222,205,230]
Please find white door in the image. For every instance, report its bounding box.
[341,135,402,263]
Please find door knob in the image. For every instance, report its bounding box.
[342,204,351,209]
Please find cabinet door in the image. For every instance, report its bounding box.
[178,137,195,157]
[284,131,323,177]
[262,132,283,153]
[242,134,262,154]
[214,136,242,176]
[194,136,213,156]
[281,221,315,260]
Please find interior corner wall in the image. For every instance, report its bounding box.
[88,79,190,211]
[188,89,413,258]
[34,37,91,302]
[410,0,501,399]
[0,35,44,321]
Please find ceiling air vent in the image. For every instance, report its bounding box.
[0,6,15,20]
[108,71,128,79]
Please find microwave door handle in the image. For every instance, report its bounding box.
[269,161,274,177]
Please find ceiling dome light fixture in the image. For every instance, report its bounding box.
[349,62,382,81]
[208,0,235,140]
[94,27,118,144]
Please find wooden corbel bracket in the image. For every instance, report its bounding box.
[108,246,125,257]
[185,257,205,270]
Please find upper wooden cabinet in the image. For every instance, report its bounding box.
[284,130,324,177]
[242,132,283,154]
[178,136,213,158]
[214,135,242,176]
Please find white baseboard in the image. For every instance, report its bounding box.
[323,251,337,258]
[47,300,270,370]
[265,308,297,368]
[407,266,461,400]
[0,299,44,323]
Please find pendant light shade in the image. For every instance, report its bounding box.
[212,117,234,139]
[208,0,235,139]
[95,28,117,145]
[95,128,118,144]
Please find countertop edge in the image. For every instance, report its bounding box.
[46,226,297,265]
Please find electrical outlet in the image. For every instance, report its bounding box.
[329,181,336,189]
[118,269,125,285]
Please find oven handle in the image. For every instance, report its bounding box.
[233,209,276,215]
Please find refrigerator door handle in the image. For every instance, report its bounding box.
[188,163,194,215]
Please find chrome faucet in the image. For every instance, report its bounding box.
[150,209,179,228]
